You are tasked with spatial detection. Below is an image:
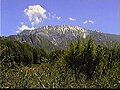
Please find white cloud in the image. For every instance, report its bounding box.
[88,20,95,24]
[69,17,76,21]
[16,23,35,33]
[83,20,88,24]
[51,13,57,18]
[24,5,47,27]
[83,20,95,24]
[16,30,20,33]
[22,4,62,29]
[47,12,61,20]
[56,16,61,20]
[19,24,35,31]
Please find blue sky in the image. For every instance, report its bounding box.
[1,0,120,36]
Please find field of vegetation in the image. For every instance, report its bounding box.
[0,38,120,89]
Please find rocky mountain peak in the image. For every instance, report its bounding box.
[9,25,120,50]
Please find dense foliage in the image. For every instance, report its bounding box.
[0,38,120,88]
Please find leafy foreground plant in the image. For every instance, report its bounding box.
[0,62,120,89]
[0,38,120,89]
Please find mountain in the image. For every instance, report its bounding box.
[87,30,120,44]
[8,33,59,52]
[6,25,120,51]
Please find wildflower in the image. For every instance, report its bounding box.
[118,81,120,83]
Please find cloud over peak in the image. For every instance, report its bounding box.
[16,23,35,33]
[24,5,47,27]
[24,5,62,27]
[19,24,35,31]
[83,20,95,24]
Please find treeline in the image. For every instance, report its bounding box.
[1,38,120,75]
[0,37,120,88]
[62,39,120,79]
[0,38,47,68]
